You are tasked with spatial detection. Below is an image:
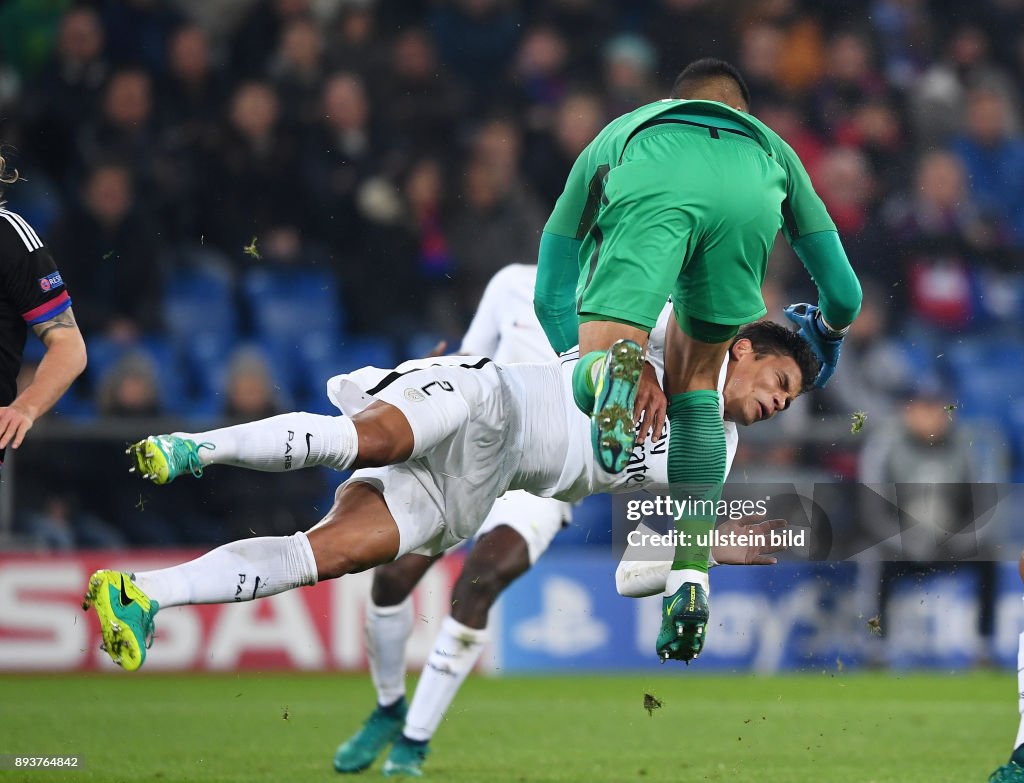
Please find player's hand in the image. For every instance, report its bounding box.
[783,303,846,388]
[0,404,35,450]
[633,361,666,445]
[711,516,788,566]
[423,340,448,359]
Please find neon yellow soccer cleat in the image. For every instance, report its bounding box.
[83,570,159,672]
[127,434,210,485]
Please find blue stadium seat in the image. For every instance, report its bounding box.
[297,334,396,414]
[889,338,936,380]
[947,338,1024,422]
[552,494,613,548]
[163,265,237,346]
[406,333,451,363]
[242,268,343,353]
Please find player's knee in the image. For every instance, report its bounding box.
[352,406,414,467]
[452,568,501,608]
[353,419,394,465]
[315,549,361,580]
[312,534,382,579]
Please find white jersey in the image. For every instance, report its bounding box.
[459,264,555,364]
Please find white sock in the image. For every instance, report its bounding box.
[133,532,318,608]
[403,616,487,742]
[1015,630,1024,751]
[366,598,414,707]
[183,413,357,472]
[663,567,710,597]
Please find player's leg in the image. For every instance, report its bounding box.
[988,552,1024,782]
[652,314,730,662]
[385,494,568,776]
[572,147,696,474]
[335,553,440,774]
[128,400,415,485]
[655,140,785,663]
[85,479,401,671]
[368,555,441,709]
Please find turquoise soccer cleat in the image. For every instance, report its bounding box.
[382,736,429,777]
[333,700,407,773]
[990,761,1024,782]
[82,570,159,672]
[128,434,211,485]
[656,581,709,664]
[591,339,645,474]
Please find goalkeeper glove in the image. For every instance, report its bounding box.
[783,303,848,388]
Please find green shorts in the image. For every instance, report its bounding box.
[575,122,787,338]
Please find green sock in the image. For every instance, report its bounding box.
[667,390,727,573]
[571,351,605,414]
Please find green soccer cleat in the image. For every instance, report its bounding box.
[656,582,709,664]
[382,736,429,777]
[333,700,407,773]
[128,434,211,485]
[990,762,1024,782]
[591,339,645,474]
[82,570,158,672]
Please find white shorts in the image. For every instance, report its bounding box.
[475,490,572,564]
[327,356,523,558]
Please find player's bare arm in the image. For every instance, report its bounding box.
[0,306,86,450]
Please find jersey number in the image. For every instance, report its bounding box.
[421,380,454,396]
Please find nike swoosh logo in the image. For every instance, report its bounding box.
[305,433,312,461]
[119,576,134,607]
[665,595,681,617]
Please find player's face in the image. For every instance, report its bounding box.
[721,340,802,426]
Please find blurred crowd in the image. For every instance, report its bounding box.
[3,0,1024,548]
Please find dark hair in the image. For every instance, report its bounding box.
[671,58,751,106]
[733,320,820,394]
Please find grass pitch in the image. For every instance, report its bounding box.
[0,671,1011,782]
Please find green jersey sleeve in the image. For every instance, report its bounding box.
[771,136,861,328]
[774,136,836,242]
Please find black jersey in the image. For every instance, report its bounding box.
[0,208,72,408]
